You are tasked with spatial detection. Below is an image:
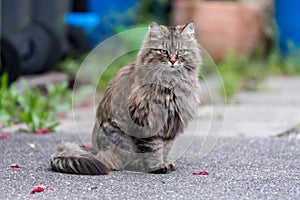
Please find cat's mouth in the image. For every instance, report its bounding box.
[167,60,182,70]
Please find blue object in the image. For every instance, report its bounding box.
[88,0,137,14]
[65,12,101,28]
[65,1,138,46]
[65,12,101,46]
[275,0,300,55]
[87,0,138,44]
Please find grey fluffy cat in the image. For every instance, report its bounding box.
[50,22,201,175]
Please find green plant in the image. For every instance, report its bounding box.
[55,54,86,75]
[217,44,300,97]
[267,50,285,75]
[284,56,300,74]
[0,74,71,132]
[0,74,19,126]
[219,67,240,97]
[18,86,58,132]
[18,81,71,132]
[45,82,71,113]
[218,49,248,96]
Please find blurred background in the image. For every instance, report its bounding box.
[0,0,300,132]
[1,0,300,83]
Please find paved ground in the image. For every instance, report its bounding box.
[1,76,300,199]
[1,133,299,199]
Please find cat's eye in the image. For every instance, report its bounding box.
[178,49,185,55]
[159,49,167,54]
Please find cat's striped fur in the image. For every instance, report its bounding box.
[50,22,202,175]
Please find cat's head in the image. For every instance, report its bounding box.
[138,22,201,74]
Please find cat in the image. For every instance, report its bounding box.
[50,22,202,175]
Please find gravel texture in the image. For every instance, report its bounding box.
[1,132,299,199]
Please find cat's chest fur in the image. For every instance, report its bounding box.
[127,69,200,139]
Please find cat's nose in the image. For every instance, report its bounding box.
[169,55,177,64]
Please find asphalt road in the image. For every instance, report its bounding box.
[1,132,299,200]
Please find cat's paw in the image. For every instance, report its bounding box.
[166,162,176,171]
[148,162,175,174]
[148,163,168,174]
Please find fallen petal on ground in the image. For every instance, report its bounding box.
[0,134,9,140]
[29,185,51,194]
[193,171,209,175]
[9,164,21,168]
[29,187,44,194]
[35,129,50,134]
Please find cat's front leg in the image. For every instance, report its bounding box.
[163,140,176,171]
[134,137,170,173]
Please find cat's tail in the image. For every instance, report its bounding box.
[50,142,110,175]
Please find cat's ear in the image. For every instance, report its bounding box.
[148,22,161,34]
[148,22,166,40]
[181,22,195,35]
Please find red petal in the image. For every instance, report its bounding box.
[9,164,21,168]
[35,129,50,134]
[193,171,209,175]
[29,187,44,194]
[0,134,9,140]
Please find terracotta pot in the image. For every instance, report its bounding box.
[172,0,262,61]
[171,0,194,25]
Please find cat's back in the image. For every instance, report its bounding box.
[96,62,137,123]
[111,62,136,84]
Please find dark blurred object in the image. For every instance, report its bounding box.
[20,24,58,74]
[275,0,300,56]
[1,0,30,81]
[30,0,69,73]
[72,0,88,12]
[0,38,21,83]
[1,0,91,82]
[1,0,69,77]
[66,25,91,57]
